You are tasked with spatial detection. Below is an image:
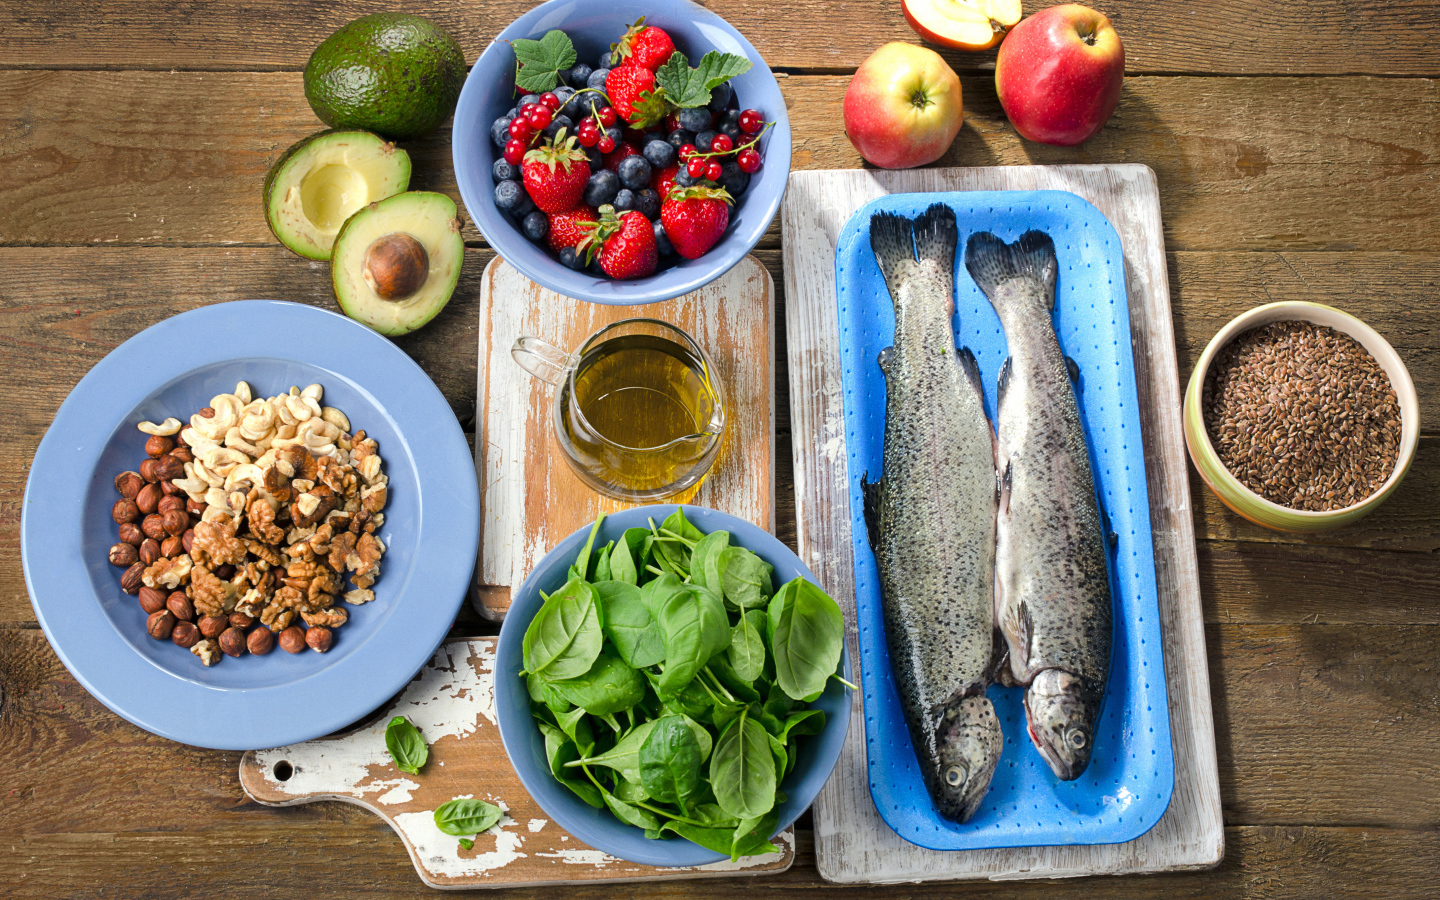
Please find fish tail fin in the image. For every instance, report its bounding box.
[957,346,984,397]
[912,203,958,269]
[964,229,1059,311]
[869,212,915,300]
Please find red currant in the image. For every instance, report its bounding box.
[577,127,599,148]
[597,134,616,154]
[540,92,561,110]
[527,104,553,129]
[686,157,707,179]
[509,118,534,141]
[598,107,617,127]
[678,143,697,161]
[706,161,723,181]
[503,138,527,165]
[739,109,764,135]
[737,147,762,174]
[710,134,733,154]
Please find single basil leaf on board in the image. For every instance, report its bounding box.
[654,508,705,573]
[594,543,613,582]
[572,514,605,583]
[768,578,846,702]
[541,722,605,808]
[639,715,704,812]
[730,810,780,861]
[384,715,428,775]
[513,29,578,93]
[566,719,656,785]
[710,712,777,820]
[728,610,767,683]
[595,580,666,669]
[688,530,730,590]
[551,647,646,717]
[719,546,773,610]
[523,577,604,681]
[458,837,475,850]
[434,797,504,836]
[656,584,730,697]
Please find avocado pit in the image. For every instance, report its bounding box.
[363,232,429,301]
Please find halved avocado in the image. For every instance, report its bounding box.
[331,191,464,336]
[264,130,411,260]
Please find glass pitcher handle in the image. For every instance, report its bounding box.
[511,335,575,386]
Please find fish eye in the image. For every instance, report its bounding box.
[945,765,966,787]
[1066,728,1088,749]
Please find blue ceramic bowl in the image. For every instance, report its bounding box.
[452,0,791,305]
[495,505,852,867]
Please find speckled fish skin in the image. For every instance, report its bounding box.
[965,229,1113,782]
[863,204,1001,823]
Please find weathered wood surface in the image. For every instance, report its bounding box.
[3,0,1439,76]
[235,638,793,887]
[4,72,1440,254]
[472,256,774,616]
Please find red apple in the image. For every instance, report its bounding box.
[904,0,1022,51]
[995,4,1125,146]
[843,43,963,169]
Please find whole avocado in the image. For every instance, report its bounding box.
[304,13,466,140]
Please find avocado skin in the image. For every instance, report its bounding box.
[304,13,466,140]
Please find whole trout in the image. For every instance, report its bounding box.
[964,230,1113,782]
[862,205,1001,822]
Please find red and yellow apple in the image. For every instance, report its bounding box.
[995,4,1125,146]
[843,43,963,169]
[903,0,1022,51]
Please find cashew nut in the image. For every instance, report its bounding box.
[137,417,183,436]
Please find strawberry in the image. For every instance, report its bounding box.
[547,206,598,252]
[661,186,733,260]
[603,141,641,172]
[522,129,591,214]
[605,65,660,127]
[651,164,679,199]
[612,18,675,71]
[579,205,658,279]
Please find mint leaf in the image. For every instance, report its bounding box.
[514,29,577,93]
[654,50,751,109]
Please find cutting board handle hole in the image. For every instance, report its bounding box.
[272,760,293,781]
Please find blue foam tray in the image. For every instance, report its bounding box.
[835,191,1174,851]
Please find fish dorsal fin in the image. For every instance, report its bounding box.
[912,204,958,267]
[957,346,983,395]
[861,472,883,550]
[1065,355,1081,388]
[999,459,1012,512]
[997,357,1012,408]
[1018,600,1034,659]
[964,230,1059,310]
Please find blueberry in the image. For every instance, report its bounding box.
[491,116,513,148]
[642,130,665,147]
[583,169,621,207]
[634,188,660,221]
[667,129,696,150]
[554,86,576,105]
[561,92,598,122]
[603,126,624,149]
[494,179,526,211]
[708,81,732,113]
[720,160,750,197]
[676,107,712,133]
[506,107,518,119]
[542,114,573,141]
[653,219,674,256]
[522,210,549,242]
[511,188,536,220]
[719,121,742,140]
[612,189,637,212]
[588,68,610,92]
[493,158,520,183]
[695,130,719,153]
[588,255,607,276]
[617,155,652,191]
[718,108,743,130]
[599,49,617,70]
[518,94,541,109]
[643,138,677,169]
[559,246,583,270]
[585,147,604,171]
[675,168,701,188]
[569,64,593,88]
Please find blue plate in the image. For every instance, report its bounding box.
[835,192,1174,850]
[21,301,479,751]
[494,505,852,867]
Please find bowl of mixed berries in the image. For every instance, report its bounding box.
[453,0,791,305]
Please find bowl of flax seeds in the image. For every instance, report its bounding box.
[1183,301,1419,532]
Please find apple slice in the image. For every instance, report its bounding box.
[903,0,1022,51]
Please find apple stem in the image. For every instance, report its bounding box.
[1078,25,1097,45]
[910,89,931,111]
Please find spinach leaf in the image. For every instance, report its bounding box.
[778,709,826,756]
[710,711,777,820]
[680,713,714,764]
[688,530,729,590]
[639,716,704,812]
[610,528,648,586]
[688,802,740,829]
[707,655,762,703]
[730,810,780,861]
[572,514,605,580]
[601,785,661,831]
[653,673,714,723]
[523,577,603,681]
[594,543,612,582]
[566,719,654,785]
[719,546,773,610]
[550,647,646,716]
[384,715,428,775]
[458,838,474,850]
[653,508,704,573]
[555,705,595,752]
[728,610,767,682]
[768,578,845,702]
[527,671,573,713]
[595,580,665,668]
[541,722,604,807]
[764,679,801,720]
[640,572,685,618]
[613,778,649,803]
[661,820,736,855]
[434,798,504,836]
[656,584,730,697]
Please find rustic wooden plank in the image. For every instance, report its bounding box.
[2,0,1438,76]
[4,72,1440,253]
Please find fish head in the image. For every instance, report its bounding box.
[933,694,1003,822]
[1024,668,1103,781]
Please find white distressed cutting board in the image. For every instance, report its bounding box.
[238,637,794,889]
[781,166,1223,883]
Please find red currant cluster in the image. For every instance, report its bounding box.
[575,102,620,152]
[678,109,770,181]
[502,92,569,165]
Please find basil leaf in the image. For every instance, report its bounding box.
[523,577,603,681]
[730,810,780,861]
[720,547,772,610]
[710,711,776,820]
[384,715,428,775]
[434,798,503,836]
[728,610,767,683]
[639,715,703,812]
[458,837,475,851]
[688,530,729,590]
[550,647,646,717]
[541,722,604,807]
[768,578,845,702]
[596,580,665,669]
[513,29,578,94]
[656,584,729,697]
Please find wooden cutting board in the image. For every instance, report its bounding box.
[238,637,794,889]
[471,255,775,619]
[781,166,1223,883]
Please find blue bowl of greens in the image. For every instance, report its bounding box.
[495,505,853,867]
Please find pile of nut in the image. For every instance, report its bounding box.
[108,382,388,666]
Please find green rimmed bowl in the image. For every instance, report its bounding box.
[1183,301,1419,532]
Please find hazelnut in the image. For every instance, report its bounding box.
[115,471,145,499]
[166,592,194,622]
[137,586,168,614]
[161,509,189,536]
[186,497,205,516]
[305,626,333,653]
[155,455,186,482]
[170,620,200,649]
[141,514,167,541]
[112,498,140,525]
[218,627,247,657]
[120,562,145,595]
[161,480,182,496]
[170,446,194,463]
[198,615,228,639]
[138,538,161,566]
[278,626,306,654]
[247,627,276,656]
[157,494,185,515]
[174,431,189,449]
[139,458,160,483]
[118,522,144,546]
[146,610,177,640]
[108,542,138,567]
[161,535,184,558]
[198,406,215,418]
[182,529,195,554]
[135,483,162,515]
[229,611,254,629]
[215,564,236,581]
[145,434,174,458]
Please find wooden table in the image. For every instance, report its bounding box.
[3,2,1437,896]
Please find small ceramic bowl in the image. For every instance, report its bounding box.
[494,505,852,867]
[1183,300,1419,532]
[452,0,791,305]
